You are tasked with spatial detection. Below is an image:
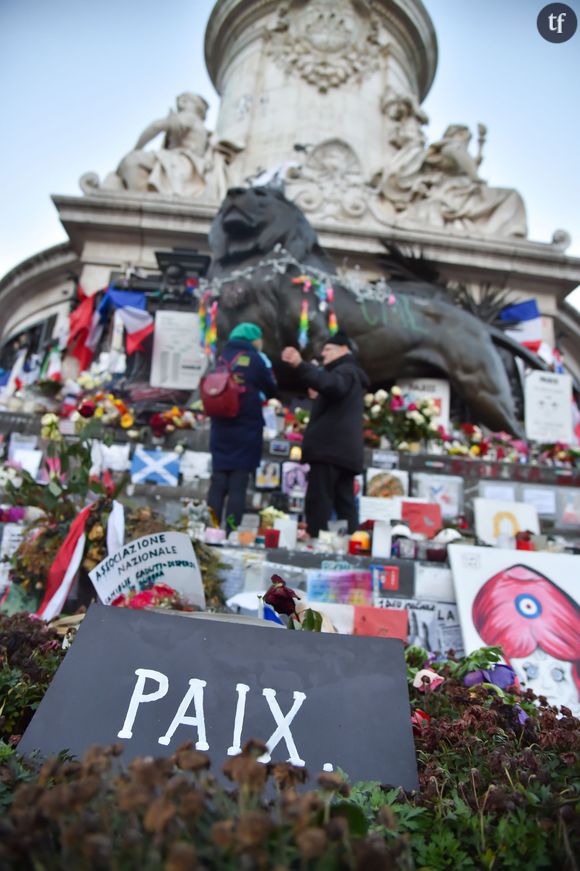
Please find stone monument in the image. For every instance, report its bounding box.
[1,0,579,384]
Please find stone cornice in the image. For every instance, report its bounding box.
[0,242,78,299]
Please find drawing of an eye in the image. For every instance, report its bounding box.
[523,663,539,679]
[551,667,566,682]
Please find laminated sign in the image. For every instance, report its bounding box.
[19,605,419,790]
[89,531,205,609]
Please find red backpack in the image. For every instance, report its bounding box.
[200,353,245,418]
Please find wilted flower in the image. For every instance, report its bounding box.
[413,669,444,692]
[263,574,300,616]
[411,708,431,735]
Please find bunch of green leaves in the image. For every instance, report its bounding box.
[3,419,121,524]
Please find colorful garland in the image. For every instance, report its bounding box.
[292,274,339,348]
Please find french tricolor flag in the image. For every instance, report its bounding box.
[99,289,154,355]
[499,299,543,352]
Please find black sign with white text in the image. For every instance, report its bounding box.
[19,605,418,789]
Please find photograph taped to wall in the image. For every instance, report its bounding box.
[366,468,409,498]
[255,460,281,490]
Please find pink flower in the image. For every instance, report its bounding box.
[413,669,445,692]
[390,396,404,411]
[411,708,431,735]
[407,402,417,412]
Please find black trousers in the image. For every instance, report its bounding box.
[304,462,358,538]
[207,469,251,528]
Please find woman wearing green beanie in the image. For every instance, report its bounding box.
[207,322,277,527]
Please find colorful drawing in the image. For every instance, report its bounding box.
[450,546,580,715]
[366,468,408,498]
[473,498,539,548]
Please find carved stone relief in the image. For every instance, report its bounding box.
[286,139,373,223]
[267,0,388,92]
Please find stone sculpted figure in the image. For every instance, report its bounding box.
[96,93,240,201]
[371,89,429,212]
[412,124,528,237]
[372,94,528,238]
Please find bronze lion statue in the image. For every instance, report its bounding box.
[208,186,539,435]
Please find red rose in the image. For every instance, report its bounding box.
[263,574,300,616]
[150,412,168,437]
[79,400,96,418]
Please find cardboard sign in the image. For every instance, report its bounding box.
[353,606,408,641]
[19,605,419,789]
[397,378,450,429]
[402,500,442,538]
[524,371,573,443]
[413,473,463,520]
[89,531,205,608]
[150,311,207,390]
[473,497,539,548]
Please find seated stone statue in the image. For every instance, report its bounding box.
[371,89,430,212]
[411,124,528,237]
[97,93,240,201]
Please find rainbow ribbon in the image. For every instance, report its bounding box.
[206,301,218,355]
[327,286,338,335]
[298,298,309,349]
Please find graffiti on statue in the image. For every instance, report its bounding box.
[206,186,546,435]
[80,93,242,202]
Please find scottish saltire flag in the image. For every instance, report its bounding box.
[130,446,181,486]
[500,299,543,349]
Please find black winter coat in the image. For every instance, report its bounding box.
[294,354,369,473]
[210,339,278,472]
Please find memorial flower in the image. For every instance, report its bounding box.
[463,663,518,690]
[363,387,441,448]
[263,573,300,616]
[412,668,444,692]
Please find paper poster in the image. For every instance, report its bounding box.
[130,447,181,486]
[150,310,207,390]
[12,448,43,479]
[281,462,309,496]
[524,371,573,443]
[0,523,24,595]
[8,433,38,461]
[180,450,212,482]
[479,482,517,503]
[473,497,540,548]
[366,468,408,498]
[371,450,399,470]
[359,496,402,524]
[353,606,408,641]
[558,489,580,527]
[414,564,455,602]
[402,500,442,538]
[91,442,131,474]
[413,473,463,519]
[521,486,557,517]
[89,531,205,608]
[306,569,373,606]
[397,378,450,429]
[255,460,281,489]
[375,596,464,656]
[449,545,580,715]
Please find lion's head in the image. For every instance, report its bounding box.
[208,186,335,277]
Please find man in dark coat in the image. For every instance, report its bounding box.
[282,330,369,537]
[208,322,278,527]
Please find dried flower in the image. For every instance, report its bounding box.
[263,574,300,616]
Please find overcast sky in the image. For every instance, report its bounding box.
[1,0,579,307]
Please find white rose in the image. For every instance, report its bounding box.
[390,386,402,396]
[374,389,388,403]
[364,394,375,407]
[429,421,439,431]
[370,404,382,418]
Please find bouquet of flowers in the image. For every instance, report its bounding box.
[363,387,441,449]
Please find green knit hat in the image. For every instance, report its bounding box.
[228,322,263,342]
